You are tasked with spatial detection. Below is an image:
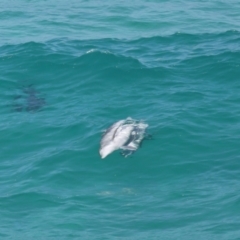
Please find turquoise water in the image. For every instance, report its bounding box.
[1,1,240,239]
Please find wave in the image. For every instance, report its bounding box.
[1,30,240,71]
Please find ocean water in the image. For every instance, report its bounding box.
[1,1,240,239]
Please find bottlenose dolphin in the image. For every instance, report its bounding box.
[99,117,149,159]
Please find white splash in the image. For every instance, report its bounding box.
[86,49,96,54]
[86,49,112,54]
[99,117,149,159]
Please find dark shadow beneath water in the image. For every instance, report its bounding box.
[13,85,46,113]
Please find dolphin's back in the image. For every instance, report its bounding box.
[100,120,125,149]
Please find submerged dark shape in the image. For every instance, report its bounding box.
[13,85,45,112]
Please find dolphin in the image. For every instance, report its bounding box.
[99,117,149,159]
